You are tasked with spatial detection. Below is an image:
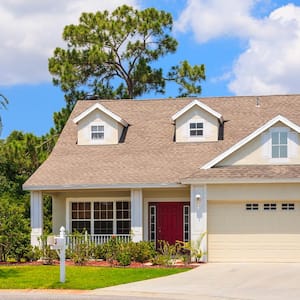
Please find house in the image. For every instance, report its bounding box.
[24,95,300,262]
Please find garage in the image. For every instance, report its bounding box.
[208,201,300,262]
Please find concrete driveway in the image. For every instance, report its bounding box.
[92,263,300,300]
[1,263,300,299]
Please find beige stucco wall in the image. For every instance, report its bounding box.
[219,123,300,166]
[52,194,66,234]
[50,187,190,240]
[77,109,123,145]
[207,183,300,201]
[175,106,219,142]
[143,188,189,199]
[52,187,190,239]
[143,188,190,241]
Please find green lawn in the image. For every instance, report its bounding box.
[0,265,189,290]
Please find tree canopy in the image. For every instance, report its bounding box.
[49,5,205,105]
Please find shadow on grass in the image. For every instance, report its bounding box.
[0,269,20,279]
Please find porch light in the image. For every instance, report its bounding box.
[196,194,201,207]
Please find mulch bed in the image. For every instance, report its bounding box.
[0,260,200,268]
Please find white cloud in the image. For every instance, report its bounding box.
[0,0,139,86]
[175,0,260,43]
[176,1,300,96]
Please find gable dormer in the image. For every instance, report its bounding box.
[73,103,128,145]
[202,115,300,168]
[172,100,223,143]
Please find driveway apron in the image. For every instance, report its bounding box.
[92,263,300,300]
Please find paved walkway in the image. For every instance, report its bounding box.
[1,263,300,299]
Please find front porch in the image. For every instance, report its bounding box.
[30,186,208,260]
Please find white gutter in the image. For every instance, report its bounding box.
[23,182,186,191]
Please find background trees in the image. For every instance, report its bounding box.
[0,5,206,261]
[49,5,205,107]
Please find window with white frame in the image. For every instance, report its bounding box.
[71,200,131,234]
[149,205,156,243]
[71,202,91,233]
[94,202,113,234]
[271,130,288,158]
[116,201,131,234]
[91,125,104,140]
[183,205,190,242]
[189,122,203,137]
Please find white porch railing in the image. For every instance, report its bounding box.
[65,233,131,249]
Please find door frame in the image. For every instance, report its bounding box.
[148,201,190,246]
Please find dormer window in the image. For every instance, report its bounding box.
[271,130,288,158]
[172,100,222,143]
[190,122,203,137]
[91,125,104,140]
[73,103,128,145]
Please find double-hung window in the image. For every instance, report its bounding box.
[71,200,131,235]
[189,122,203,137]
[271,130,288,158]
[91,125,104,140]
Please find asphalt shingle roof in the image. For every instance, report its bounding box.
[23,94,300,190]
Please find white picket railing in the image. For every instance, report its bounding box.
[65,233,131,249]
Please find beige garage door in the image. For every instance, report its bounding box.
[208,201,300,262]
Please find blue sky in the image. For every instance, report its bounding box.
[0,0,299,138]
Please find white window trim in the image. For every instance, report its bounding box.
[188,120,206,141]
[269,127,289,163]
[90,123,105,144]
[66,197,130,234]
[183,205,190,242]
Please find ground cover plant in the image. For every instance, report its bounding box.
[0,265,189,290]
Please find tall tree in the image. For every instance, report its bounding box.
[0,93,8,135]
[49,5,205,106]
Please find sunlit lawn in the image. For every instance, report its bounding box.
[0,265,189,290]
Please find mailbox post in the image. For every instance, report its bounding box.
[48,226,66,283]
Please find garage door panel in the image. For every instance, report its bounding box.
[208,202,300,262]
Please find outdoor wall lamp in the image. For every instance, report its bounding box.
[196,194,201,207]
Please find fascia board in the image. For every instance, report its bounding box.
[23,183,185,191]
[181,177,300,184]
[172,100,223,121]
[73,103,128,127]
[202,115,300,170]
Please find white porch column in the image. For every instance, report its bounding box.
[130,189,143,242]
[190,184,207,262]
[30,191,43,247]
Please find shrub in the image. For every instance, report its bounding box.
[38,235,58,265]
[91,243,106,260]
[151,240,181,266]
[130,241,156,263]
[103,236,120,265]
[116,243,131,266]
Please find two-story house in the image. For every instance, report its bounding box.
[24,95,300,262]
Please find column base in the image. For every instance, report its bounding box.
[31,228,43,247]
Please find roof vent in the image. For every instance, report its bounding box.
[256,97,260,107]
[86,94,100,100]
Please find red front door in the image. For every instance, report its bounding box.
[155,202,185,245]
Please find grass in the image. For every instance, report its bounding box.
[0,265,189,290]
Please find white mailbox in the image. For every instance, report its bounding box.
[47,235,55,246]
[46,227,66,283]
[47,236,64,250]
